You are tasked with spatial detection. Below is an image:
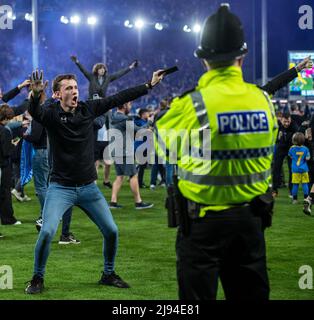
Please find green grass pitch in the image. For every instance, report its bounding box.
[1,170,314,300]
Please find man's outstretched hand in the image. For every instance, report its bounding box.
[30,70,48,100]
[149,69,165,88]
[296,56,313,72]
[18,79,31,90]
[130,60,139,70]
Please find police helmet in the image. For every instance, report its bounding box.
[195,3,248,61]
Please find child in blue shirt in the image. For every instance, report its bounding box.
[288,132,310,204]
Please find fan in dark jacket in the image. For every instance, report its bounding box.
[0,104,21,226]
[70,56,139,99]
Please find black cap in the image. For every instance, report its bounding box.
[195,3,248,61]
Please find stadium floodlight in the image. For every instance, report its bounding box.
[135,19,144,29]
[25,13,33,22]
[155,23,163,31]
[60,16,69,24]
[183,25,191,33]
[7,11,12,18]
[193,24,201,33]
[70,15,81,24]
[7,11,16,20]
[124,20,133,28]
[87,16,97,25]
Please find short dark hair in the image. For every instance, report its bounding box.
[0,104,14,122]
[139,108,148,117]
[282,113,291,120]
[52,74,77,92]
[292,132,305,146]
[160,99,168,110]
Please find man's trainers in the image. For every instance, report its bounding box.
[22,194,31,202]
[58,233,81,245]
[150,184,156,190]
[135,202,154,210]
[103,181,112,189]
[25,275,44,294]
[292,199,298,205]
[303,198,312,216]
[0,233,4,239]
[11,189,24,202]
[35,218,43,232]
[109,202,123,209]
[98,272,130,288]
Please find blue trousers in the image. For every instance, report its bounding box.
[32,149,73,236]
[291,183,309,199]
[33,182,118,277]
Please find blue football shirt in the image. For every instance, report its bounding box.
[288,145,310,173]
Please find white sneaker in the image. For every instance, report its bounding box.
[303,198,312,216]
[150,184,156,190]
[11,189,24,202]
[22,195,31,202]
[13,221,22,225]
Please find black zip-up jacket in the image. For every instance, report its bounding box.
[0,124,14,167]
[258,67,298,95]
[23,120,47,149]
[276,121,299,151]
[74,61,132,99]
[28,84,149,186]
[1,86,21,103]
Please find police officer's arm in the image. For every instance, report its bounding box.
[260,57,313,95]
[89,70,164,117]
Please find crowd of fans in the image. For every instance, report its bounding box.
[1,0,314,237]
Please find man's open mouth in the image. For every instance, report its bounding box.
[72,96,78,103]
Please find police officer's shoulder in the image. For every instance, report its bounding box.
[178,87,196,99]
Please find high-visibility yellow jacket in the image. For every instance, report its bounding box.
[155,66,278,216]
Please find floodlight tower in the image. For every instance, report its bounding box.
[32,0,39,69]
[261,0,268,85]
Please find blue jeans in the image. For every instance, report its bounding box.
[165,162,174,186]
[34,182,118,277]
[32,149,73,235]
[32,149,49,211]
[150,155,165,185]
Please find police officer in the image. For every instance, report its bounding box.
[156,4,277,300]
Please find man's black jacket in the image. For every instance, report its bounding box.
[258,67,298,95]
[276,121,299,152]
[0,125,14,168]
[1,86,21,103]
[28,84,148,186]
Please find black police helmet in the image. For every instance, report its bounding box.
[195,3,248,61]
